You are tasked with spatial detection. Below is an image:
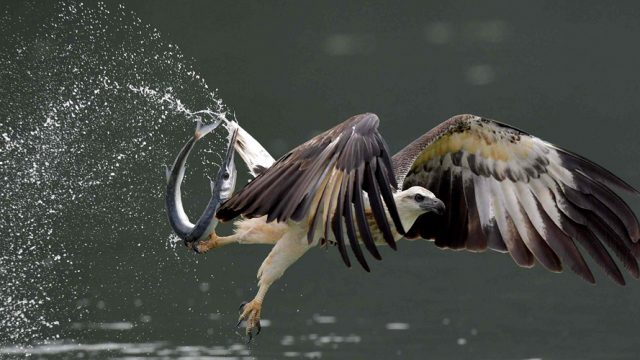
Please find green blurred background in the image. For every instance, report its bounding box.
[2,1,640,359]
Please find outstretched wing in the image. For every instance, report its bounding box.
[392,114,640,285]
[217,113,404,271]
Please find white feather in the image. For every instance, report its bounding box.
[513,180,548,239]
[499,181,534,248]
[233,123,275,178]
[473,175,494,229]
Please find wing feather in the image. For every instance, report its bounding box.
[374,161,405,235]
[344,171,370,271]
[545,175,640,277]
[323,171,343,242]
[353,164,381,260]
[473,175,508,252]
[217,113,402,270]
[462,170,488,251]
[507,181,562,272]
[394,114,639,284]
[489,178,535,267]
[306,164,334,243]
[332,178,350,267]
[364,162,396,248]
[450,168,470,248]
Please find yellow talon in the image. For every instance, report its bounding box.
[238,298,262,341]
[191,232,219,253]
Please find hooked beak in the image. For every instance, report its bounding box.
[421,197,446,215]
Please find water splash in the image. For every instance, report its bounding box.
[0,1,231,345]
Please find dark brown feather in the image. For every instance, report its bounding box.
[353,165,381,260]
[394,114,638,285]
[564,219,625,285]
[511,196,562,272]
[344,172,370,271]
[217,113,402,271]
[562,184,634,246]
[498,203,535,268]
[364,162,396,248]
[557,147,640,195]
[532,198,595,283]
[461,172,489,251]
[550,180,640,277]
[374,162,405,236]
[332,179,350,267]
[574,171,640,241]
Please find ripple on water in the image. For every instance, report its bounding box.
[281,332,362,350]
[312,314,337,324]
[385,322,410,330]
[70,322,135,331]
[0,341,255,359]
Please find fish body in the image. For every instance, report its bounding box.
[165,119,238,244]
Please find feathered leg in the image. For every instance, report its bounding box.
[194,216,287,252]
[238,226,310,341]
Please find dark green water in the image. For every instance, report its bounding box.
[2,1,640,359]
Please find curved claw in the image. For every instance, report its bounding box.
[190,242,201,254]
[237,299,262,342]
[238,301,248,311]
[246,319,262,343]
[236,301,248,328]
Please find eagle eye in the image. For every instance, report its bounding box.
[414,194,425,202]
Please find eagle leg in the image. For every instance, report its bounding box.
[192,217,288,253]
[237,226,311,340]
[192,232,237,253]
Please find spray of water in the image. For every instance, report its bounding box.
[0,1,232,346]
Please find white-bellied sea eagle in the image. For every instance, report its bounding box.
[165,113,640,340]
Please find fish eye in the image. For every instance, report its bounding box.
[414,194,425,202]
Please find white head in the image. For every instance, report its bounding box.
[392,186,445,231]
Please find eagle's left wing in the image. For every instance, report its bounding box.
[217,113,404,271]
[393,114,640,285]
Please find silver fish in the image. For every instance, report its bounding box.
[165,119,238,246]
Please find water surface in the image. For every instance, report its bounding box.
[2,1,640,359]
